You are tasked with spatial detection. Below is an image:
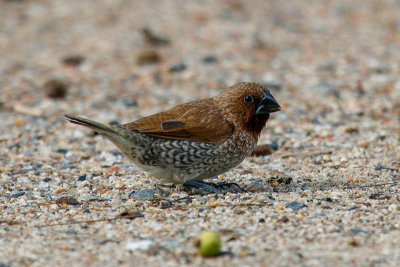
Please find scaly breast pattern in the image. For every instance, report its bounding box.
[126,130,257,183]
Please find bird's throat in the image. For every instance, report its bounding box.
[244,114,270,138]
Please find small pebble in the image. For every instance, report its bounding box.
[9,191,25,198]
[55,197,80,206]
[251,144,274,156]
[129,189,156,200]
[202,55,218,63]
[136,50,161,65]
[169,62,187,72]
[62,55,85,66]
[77,175,87,182]
[43,79,68,99]
[142,28,170,46]
[286,201,308,211]
[13,118,26,127]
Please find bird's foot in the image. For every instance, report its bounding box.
[183,180,246,194]
[183,180,222,194]
[214,181,247,193]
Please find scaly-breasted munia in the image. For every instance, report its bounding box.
[65,82,280,188]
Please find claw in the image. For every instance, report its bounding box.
[183,180,246,194]
[183,180,223,194]
[215,182,248,193]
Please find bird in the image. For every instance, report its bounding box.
[65,82,281,192]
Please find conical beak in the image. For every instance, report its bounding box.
[255,92,281,115]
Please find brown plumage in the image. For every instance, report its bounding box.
[65,82,280,184]
[125,98,233,142]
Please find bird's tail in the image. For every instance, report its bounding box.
[65,114,117,137]
[65,114,134,156]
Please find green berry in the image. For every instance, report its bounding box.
[197,231,221,257]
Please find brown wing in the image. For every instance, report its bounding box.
[123,98,234,142]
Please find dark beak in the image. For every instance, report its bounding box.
[255,92,281,115]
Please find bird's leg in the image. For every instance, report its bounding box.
[183,180,223,194]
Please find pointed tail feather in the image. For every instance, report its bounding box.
[65,114,136,157]
[64,114,117,137]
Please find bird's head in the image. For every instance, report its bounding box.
[214,82,281,137]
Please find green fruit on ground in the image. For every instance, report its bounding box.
[197,231,221,257]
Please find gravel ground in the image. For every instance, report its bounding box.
[1,0,399,266]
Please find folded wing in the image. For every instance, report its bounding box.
[123,98,233,142]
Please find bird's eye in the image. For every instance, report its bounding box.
[243,94,254,104]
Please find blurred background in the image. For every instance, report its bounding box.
[1,0,399,125]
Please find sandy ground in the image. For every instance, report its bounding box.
[1,0,399,266]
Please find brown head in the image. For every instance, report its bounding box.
[214,82,281,138]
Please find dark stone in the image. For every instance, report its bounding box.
[278,216,289,223]
[129,188,168,200]
[142,28,170,46]
[129,190,155,200]
[81,195,107,202]
[43,79,68,99]
[258,218,265,223]
[66,231,78,236]
[369,192,391,200]
[350,228,366,235]
[252,144,273,156]
[42,177,52,182]
[110,150,123,157]
[136,50,161,65]
[55,196,80,206]
[9,191,25,198]
[123,98,138,107]
[202,55,218,63]
[375,163,397,172]
[77,175,86,181]
[286,201,307,211]
[169,62,187,72]
[8,143,21,150]
[333,227,342,233]
[33,163,43,169]
[270,176,293,186]
[56,149,68,154]
[160,200,174,209]
[109,120,121,127]
[63,55,85,66]
[311,117,320,124]
[268,140,279,151]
